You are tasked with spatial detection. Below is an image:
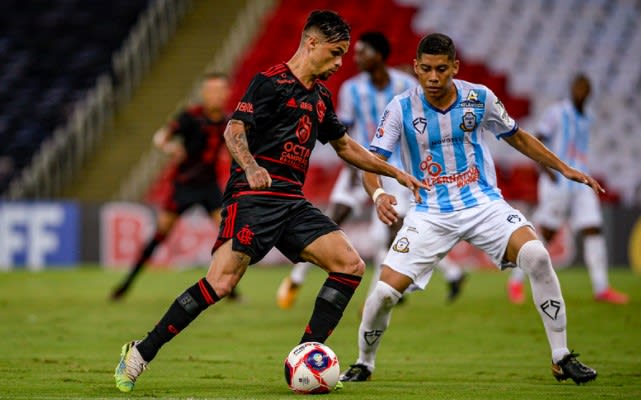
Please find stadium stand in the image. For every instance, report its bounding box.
[0,0,151,194]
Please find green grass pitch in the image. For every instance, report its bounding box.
[0,265,639,399]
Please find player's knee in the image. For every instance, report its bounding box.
[205,277,234,299]
[517,240,553,280]
[341,256,366,277]
[370,281,402,309]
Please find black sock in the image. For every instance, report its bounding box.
[118,233,166,290]
[136,278,220,361]
[300,272,361,344]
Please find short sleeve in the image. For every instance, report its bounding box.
[484,88,518,140]
[336,81,354,127]
[369,98,403,159]
[317,89,348,144]
[231,73,276,128]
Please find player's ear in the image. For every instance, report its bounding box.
[413,59,419,75]
[452,59,460,76]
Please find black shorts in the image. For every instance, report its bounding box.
[161,182,223,214]
[213,196,340,264]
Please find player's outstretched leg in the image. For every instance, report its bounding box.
[113,277,222,392]
[277,262,312,309]
[517,240,597,382]
[436,256,466,303]
[110,232,166,301]
[341,280,402,382]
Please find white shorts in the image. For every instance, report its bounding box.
[533,175,603,231]
[328,166,370,215]
[383,199,532,289]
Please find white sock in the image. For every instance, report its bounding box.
[367,249,386,297]
[290,262,312,285]
[509,266,526,283]
[357,281,402,371]
[435,255,464,282]
[517,240,569,362]
[583,235,609,294]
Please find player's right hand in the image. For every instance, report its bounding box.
[563,167,605,194]
[245,164,272,189]
[375,193,399,226]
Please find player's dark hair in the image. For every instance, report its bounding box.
[202,71,229,81]
[572,73,590,87]
[359,31,391,61]
[416,33,456,61]
[303,10,351,43]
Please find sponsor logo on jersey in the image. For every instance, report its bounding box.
[235,101,254,113]
[420,155,480,190]
[460,111,478,132]
[299,101,313,112]
[295,114,312,144]
[392,237,410,253]
[286,98,298,108]
[316,99,326,123]
[280,141,311,171]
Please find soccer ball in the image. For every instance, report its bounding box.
[284,342,340,394]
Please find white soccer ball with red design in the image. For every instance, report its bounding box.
[284,342,340,394]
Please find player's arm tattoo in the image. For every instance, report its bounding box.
[224,120,260,171]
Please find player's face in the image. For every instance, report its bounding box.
[353,41,378,72]
[310,39,349,81]
[414,54,459,99]
[201,77,230,111]
[571,78,591,107]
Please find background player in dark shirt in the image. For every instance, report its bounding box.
[110,72,235,301]
[114,10,425,393]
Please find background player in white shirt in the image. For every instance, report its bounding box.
[340,33,599,385]
[277,32,466,309]
[506,75,628,305]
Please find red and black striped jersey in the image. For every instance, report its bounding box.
[168,105,227,185]
[228,63,347,199]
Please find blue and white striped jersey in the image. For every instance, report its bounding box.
[337,68,417,169]
[370,79,518,213]
[537,99,592,185]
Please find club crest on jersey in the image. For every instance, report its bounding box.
[316,99,326,123]
[460,112,477,132]
[413,117,426,135]
[392,237,410,253]
[296,114,312,144]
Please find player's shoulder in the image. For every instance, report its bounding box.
[454,79,493,99]
[389,68,418,84]
[182,104,205,118]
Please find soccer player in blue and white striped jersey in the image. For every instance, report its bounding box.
[340,33,600,385]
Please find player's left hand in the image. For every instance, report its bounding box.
[563,167,605,194]
[395,172,426,203]
[375,193,399,226]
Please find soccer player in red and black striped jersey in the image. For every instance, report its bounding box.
[114,10,426,393]
[110,72,237,301]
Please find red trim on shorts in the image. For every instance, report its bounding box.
[232,191,305,199]
[198,278,215,305]
[328,274,361,289]
[223,203,237,238]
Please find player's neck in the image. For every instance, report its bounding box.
[423,84,457,111]
[286,55,316,89]
[204,108,225,122]
[368,66,390,90]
